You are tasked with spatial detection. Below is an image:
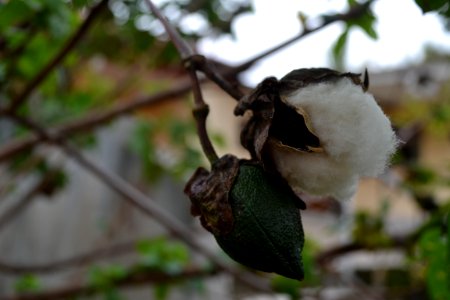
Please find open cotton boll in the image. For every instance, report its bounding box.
[270,77,397,200]
[270,147,359,200]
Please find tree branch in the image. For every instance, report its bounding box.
[1,266,218,300]
[0,240,137,275]
[0,80,192,163]
[145,0,219,164]
[0,176,44,232]
[5,0,108,112]
[232,0,375,74]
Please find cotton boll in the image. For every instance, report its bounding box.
[270,145,359,200]
[270,77,397,200]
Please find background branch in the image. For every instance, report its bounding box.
[145,0,219,164]
[0,240,137,275]
[232,0,374,74]
[0,176,46,232]
[2,266,218,300]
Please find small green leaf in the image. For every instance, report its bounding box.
[355,13,378,39]
[215,162,305,280]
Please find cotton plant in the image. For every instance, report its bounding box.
[186,68,398,280]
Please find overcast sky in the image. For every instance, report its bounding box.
[198,0,450,85]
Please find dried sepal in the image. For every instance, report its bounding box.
[277,68,366,95]
[184,154,239,235]
[234,76,321,162]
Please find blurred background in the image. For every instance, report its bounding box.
[0,0,449,299]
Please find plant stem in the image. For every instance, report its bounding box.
[145,0,219,164]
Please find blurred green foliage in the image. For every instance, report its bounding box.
[14,274,41,293]
[415,227,449,300]
[136,237,190,274]
[129,114,204,182]
[86,237,192,300]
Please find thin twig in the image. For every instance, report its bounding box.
[232,0,375,74]
[5,0,108,112]
[190,55,244,101]
[145,0,193,59]
[145,0,219,164]
[5,112,270,292]
[188,64,219,163]
[1,266,218,300]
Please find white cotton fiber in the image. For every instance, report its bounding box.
[270,78,397,201]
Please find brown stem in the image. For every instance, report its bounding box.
[145,0,220,164]
[189,55,244,101]
[6,0,108,112]
[144,0,193,59]
[187,64,219,163]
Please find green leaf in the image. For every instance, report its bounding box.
[332,28,349,69]
[214,162,305,280]
[355,13,378,39]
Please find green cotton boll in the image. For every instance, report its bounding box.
[215,163,304,280]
